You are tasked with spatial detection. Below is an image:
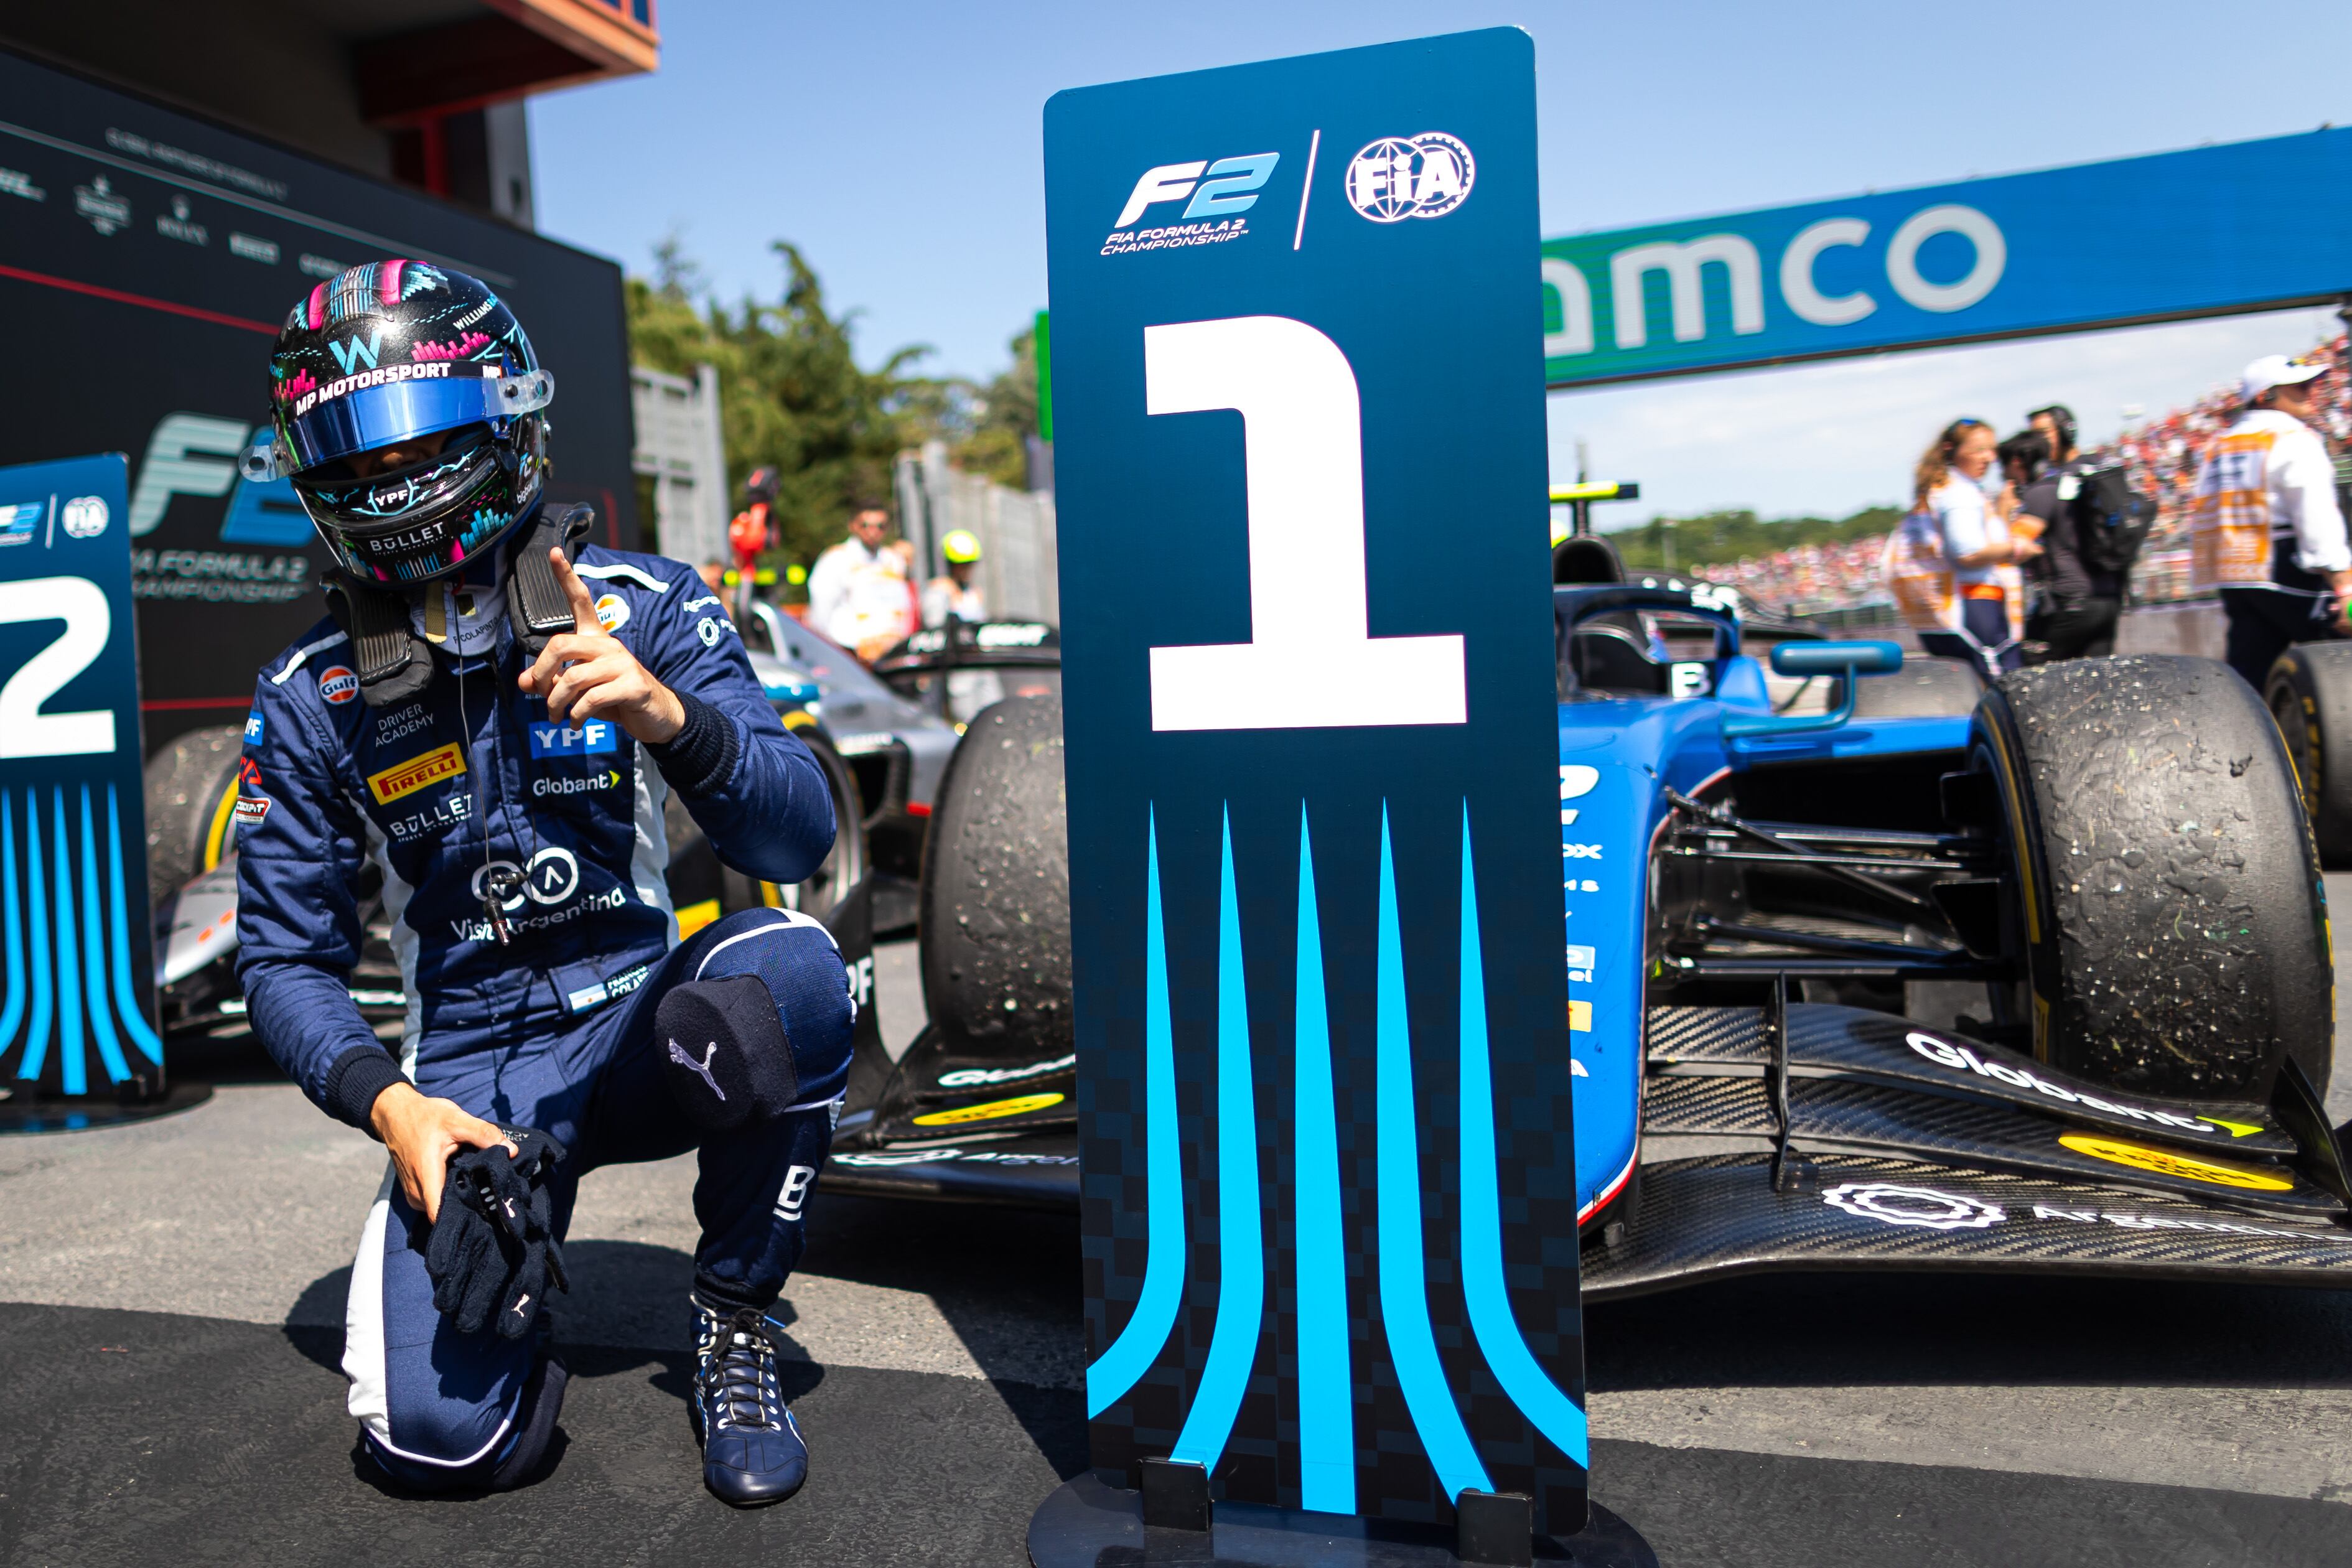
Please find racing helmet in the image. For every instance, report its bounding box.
[246,261,554,586]
[941,528,983,564]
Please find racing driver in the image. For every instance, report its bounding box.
[233,260,850,1505]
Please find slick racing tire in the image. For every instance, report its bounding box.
[2264,643,2352,866]
[663,729,866,926]
[142,725,246,908]
[1852,655,1983,719]
[918,694,1070,1056]
[1974,655,2332,1099]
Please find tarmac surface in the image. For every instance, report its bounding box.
[9,901,2352,1566]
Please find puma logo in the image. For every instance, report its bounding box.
[669,1038,726,1099]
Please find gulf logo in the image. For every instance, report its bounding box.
[319,666,360,705]
[594,594,630,632]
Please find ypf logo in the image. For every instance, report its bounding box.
[1344,132,1474,223]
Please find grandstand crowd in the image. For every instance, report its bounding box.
[1688,333,2352,616]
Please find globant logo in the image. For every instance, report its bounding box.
[1905,1032,2226,1136]
[533,769,622,798]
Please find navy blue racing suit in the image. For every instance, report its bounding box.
[234,543,848,1486]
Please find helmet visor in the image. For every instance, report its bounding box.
[279,366,552,472]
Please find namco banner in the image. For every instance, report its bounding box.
[1540,126,2352,388]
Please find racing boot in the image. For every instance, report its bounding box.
[689,1294,808,1506]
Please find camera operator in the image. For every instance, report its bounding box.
[2015,404,2124,661]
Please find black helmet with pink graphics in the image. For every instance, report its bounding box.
[245,259,553,587]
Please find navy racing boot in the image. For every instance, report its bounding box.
[691,1295,808,1506]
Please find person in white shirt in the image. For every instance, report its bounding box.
[2193,355,2352,689]
[1883,418,2039,676]
[804,503,915,659]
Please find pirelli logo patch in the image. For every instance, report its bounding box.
[368,742,466,805]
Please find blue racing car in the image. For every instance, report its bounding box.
[828,564,2352,1297]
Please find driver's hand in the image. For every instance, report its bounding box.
[369,1082,516,1223]
[515,549,688,744]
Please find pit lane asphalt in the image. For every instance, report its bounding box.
[7,902,2352,1567]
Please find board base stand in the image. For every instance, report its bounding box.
[1029,1471,1657,1568]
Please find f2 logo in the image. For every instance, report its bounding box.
[1114,154,1279,228]
[1145,315,1465,731]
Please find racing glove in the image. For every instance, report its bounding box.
[426,1127,571,1339]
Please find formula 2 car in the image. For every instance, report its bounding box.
[824,576,2352,1299]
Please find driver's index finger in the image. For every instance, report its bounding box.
[551,547,603,633]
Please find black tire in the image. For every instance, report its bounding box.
[917,694,1070,1055]
[1974,655,2331,1099]
[1852,655,1983,719]
[664,729,867,923]
[2265,643,2352,866]
[142,725,246,908]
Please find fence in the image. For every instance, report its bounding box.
[893,441,1060,624]
[630,363,729,571]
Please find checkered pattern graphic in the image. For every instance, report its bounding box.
[1079,795,1588,1535]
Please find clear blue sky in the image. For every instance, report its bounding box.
[532,1,2352,521]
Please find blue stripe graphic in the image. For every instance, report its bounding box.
[1375,805,1492,1501]
[1457,807,1590,1466]
[1172,808,1264,1470]
[107,786,164,1066]
[1085,806,1188,1418]
[52,788,85,1095]
[1292,805,1354,1513]
[78,786,131,1086]
[19,789,53,1081]
[0,791,24,1057]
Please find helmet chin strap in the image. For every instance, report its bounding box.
[320,502,597,709]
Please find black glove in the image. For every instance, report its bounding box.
[426,1126,570,1339]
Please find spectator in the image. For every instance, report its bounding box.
[2014,404,2122,660]
[922,528,987,627]
[805,502,917,660]
[1883,418,2038,676]
[2192,355,2352,689]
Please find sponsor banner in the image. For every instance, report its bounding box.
[528,719,619,758]
[1542,126,2352,388]
[910,1091,1066,1127]
[1047,29,1585,1532]
[0,49,637,749]
[0,452,166,1095]
[366,740,465,805]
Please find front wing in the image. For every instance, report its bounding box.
[1585,1153,2352,1299]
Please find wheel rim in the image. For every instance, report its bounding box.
[776,748,865,917]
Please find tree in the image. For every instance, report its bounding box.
[954,324,1040,491]
[626,238,949,569]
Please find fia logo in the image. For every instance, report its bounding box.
[1343,133,1474,223]
[1114,153,1280,228]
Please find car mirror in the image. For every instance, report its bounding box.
[1725,640,1905,740]
[1769,640,1903,678]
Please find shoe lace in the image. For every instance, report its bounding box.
[702,1307,784,1432]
